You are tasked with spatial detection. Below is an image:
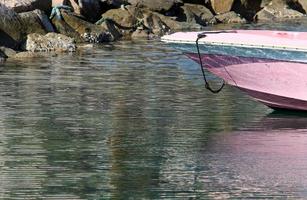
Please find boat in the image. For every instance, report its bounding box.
[161,30,307,111]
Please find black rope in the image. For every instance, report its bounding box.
[196,32,225,94]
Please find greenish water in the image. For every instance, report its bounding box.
[1,27,307,199]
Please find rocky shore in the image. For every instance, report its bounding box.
[0,0,306,61]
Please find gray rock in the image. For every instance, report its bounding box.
[0,46,17,57]
[0,3,24,49]
[0,0,51,13]
[19,9,48,35]
[255,1,304,21]
[25,33,76,52]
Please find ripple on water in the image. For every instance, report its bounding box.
[0,34,306,199]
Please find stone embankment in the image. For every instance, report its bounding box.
[0,0,306,61]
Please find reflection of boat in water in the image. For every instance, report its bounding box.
[162,30,307,111]
[243,111,307,131]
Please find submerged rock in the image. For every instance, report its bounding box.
[0,46,17,57]
[214,11,247,23]
[25,33,76,52]
[0,49,8,62]
[13,51,57,58]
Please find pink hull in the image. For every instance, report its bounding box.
[187,53,307,111]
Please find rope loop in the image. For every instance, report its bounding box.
[196,32,225,94]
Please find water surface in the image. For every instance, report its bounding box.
[1,22,307,199]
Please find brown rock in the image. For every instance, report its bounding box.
[210,0,235,14]
[128,0,180,13]
[102,6,202,37]
[180,3,215,25]
[60,11,120,42]
[101,6,135,29]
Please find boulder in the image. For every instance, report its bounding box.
[59,11,121,42]
[289,0,307,14]
[232,0,262,20]
[100,0,128,7]
[297,0,307,13]
[180,3,215,26]
[53,0,105,22]
[25,33,76,52]
[210,0,235,14]
[255,1,304,21]
[0,0,51,13]
[52,0,81,15]
[102,6,202,38]
[0,3,25,49]
[0,46,17,57]
[159,15,202,30]
[102,7,164,37]
[78,0,102,22]
[51,16,83,42]
[19,9,50,35]
[127,0,181,13]
[214,11,246,23]
[101,6,136,29]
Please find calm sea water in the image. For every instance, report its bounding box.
[1,21,307,199]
